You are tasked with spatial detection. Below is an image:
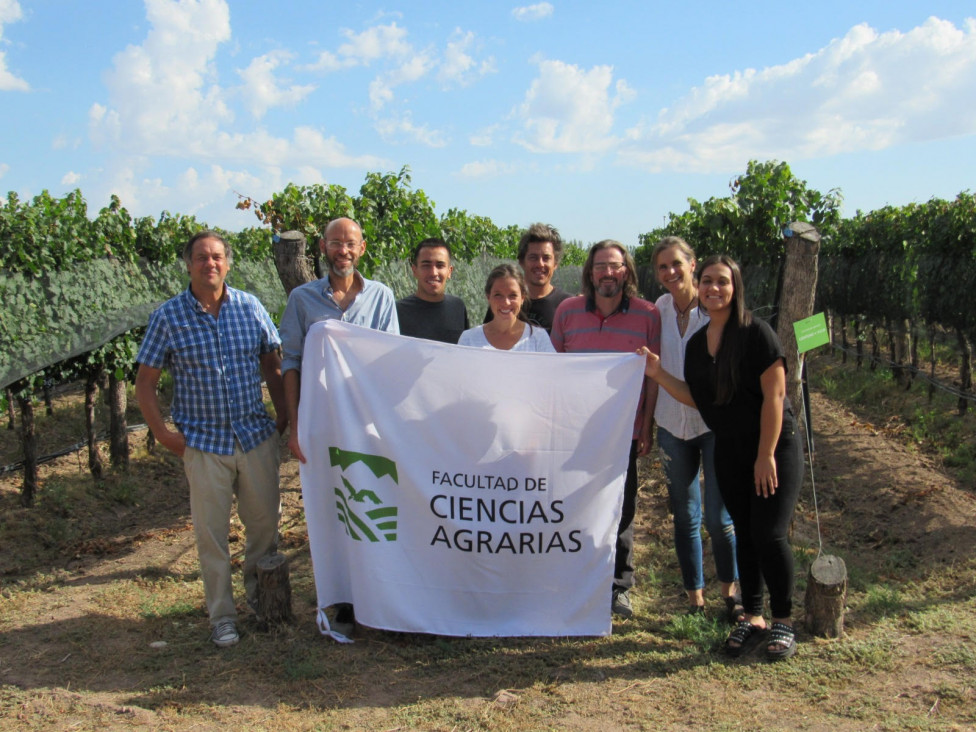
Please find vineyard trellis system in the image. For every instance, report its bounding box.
[4,163,975,508]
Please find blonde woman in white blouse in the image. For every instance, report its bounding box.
[652,236,740,620]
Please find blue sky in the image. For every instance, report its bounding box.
[2,1,974,246]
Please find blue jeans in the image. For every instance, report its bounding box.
[657,426,737,592]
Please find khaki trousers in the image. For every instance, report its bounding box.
[183,434,280,626]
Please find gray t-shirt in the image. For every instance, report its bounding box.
[396,294,469,345]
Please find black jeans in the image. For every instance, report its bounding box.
[715,427,803,619]
[613,440,639,591]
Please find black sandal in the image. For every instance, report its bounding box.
[724,593,746,625]
[724,620,766,657]
[765,622,797,661]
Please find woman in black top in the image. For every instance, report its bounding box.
[641,255,802,661]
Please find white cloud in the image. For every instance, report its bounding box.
[457,159,520,178]
[82,0,395,230]
[375,113,447,147]
[295,165,326,184]
[469,124,500,147]
[305,22,412,72]
[89,1,385,170]
[61,171,81,186]
[307,22,493,110]
[0,1,21,24]
[620,16,976,173]
[237,50,315,118]
[96,162,274,224]
[514,58,633,153]
[305,22,434,110]
[0,0,29,91]
[511,3,554,22]
[438,29,495,87]
[368,49,434,110]
[90,0,234,153]
[0,162,9,179]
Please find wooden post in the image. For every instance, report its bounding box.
[256,552,294,629]
[775,222,821,420]
[5,387,14,430]
[108,372,129,470]
[84,372,104,479]
[804,554,847,638]
[957,328,972,415]
[17,393,38,507]
[273,231,317,296]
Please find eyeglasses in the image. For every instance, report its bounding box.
[326,240,362,251]
[593,262,626,273]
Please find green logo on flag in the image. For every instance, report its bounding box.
[329,447,399,543]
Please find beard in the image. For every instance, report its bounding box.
[327,253,357,277]
[595,278,623,298]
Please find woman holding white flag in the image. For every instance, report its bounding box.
[459,264,556,353]
[640,255,803,661]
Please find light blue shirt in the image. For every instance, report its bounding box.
[279,272,399,373]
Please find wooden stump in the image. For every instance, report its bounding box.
[804,554,847,638]
[273,231,317,296]
[256,552,294,629]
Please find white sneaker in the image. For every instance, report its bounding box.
[211,620,239,648]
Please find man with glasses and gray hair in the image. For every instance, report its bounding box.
[280,217,399,460]
[551,240,661,620]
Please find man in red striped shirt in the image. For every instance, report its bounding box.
[551,240,661,619]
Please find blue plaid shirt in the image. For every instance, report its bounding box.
[137,285,280,455]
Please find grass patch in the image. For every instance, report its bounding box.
[808,349,976,485]
[138,594,198,620]
[821,635,896,671]
[859,585,905,620]
[663,613,727,654]
[104,475,141,506]
[932,643,976,669]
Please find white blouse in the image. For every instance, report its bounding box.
[457,323,556,353]
[654,292,711,440]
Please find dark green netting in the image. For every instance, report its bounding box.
[0,258,285,389]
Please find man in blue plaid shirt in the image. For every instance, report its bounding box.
[135,231,287,648]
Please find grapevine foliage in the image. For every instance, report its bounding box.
[633,160,843,308]
[236,166,587,276]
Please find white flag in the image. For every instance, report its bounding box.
[299,320,644,637]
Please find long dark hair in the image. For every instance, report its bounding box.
[698,255,752,405]
[581,240,638,299]
[484,263,531,324]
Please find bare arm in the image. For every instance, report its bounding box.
[638,347,696,408]
[134,364,186,457]
[755,359,787,497]
[260,350,287,435]
[283,369,305,463]
[637,377,658,457]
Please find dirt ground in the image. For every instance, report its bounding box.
[1,384,975,730]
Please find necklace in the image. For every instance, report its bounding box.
[674,295,698,335]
